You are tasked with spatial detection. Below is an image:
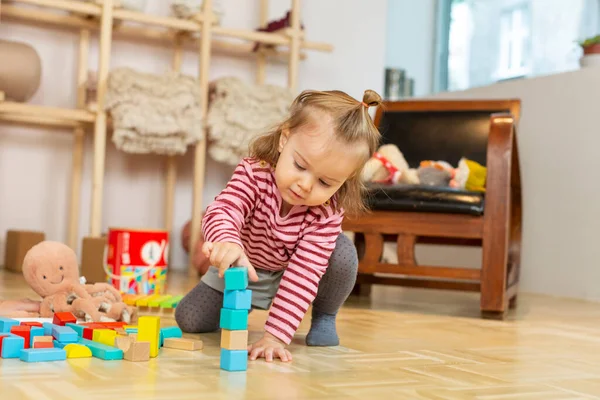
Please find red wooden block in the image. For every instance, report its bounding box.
[100,322,127,328]
[53,312,77,326]
[10,326,31,349]
[33,341,54,349]
[83,327,95,340]
[21,322,43,328]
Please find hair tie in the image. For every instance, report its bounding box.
[362,102,368,108]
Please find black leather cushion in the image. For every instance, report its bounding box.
[366,183,485,216]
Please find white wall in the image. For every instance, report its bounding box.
[430,67,600,302]
[385,0,437,96]
[0,0,388,270]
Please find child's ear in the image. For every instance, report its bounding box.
[279,128,290,152]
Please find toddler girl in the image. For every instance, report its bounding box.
[175,88,382,362]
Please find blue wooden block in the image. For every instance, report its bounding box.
[43,322,53,336]
[66,323,85,338]
[20,348,66,362]
[224,267,248,290]
[52,325,78,343]
[0,317,18,334]
[219,309,248,330]
[160,326,182,347]
[220,348,248,371]
[53,340,67,349]
[125,328,138,334]
[1,334,25,358]
[29,326,45,348]
[77,338,123,360]
[223,289,252,310]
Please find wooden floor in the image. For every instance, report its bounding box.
[2,269,600,399]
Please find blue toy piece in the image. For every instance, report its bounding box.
[52,325,78,343]
[224,267,248,291]
[66,323,85,338]
[53,340,67,349]
[29,326,45,347]
[219,309,248,330]
[20,348,67,362]
[1,334,25,358]
[223,289,252,310]
[0,317,18,334]
[78,338,123,360]
[220,348,248,371]
[43,322,53,336]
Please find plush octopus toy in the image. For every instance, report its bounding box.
[22,241,137,323]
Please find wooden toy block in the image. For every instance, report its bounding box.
[20,347,67,362]
[159,294,184,308]
[115,328,128,336]
[219,309,248,330]
[115,336,150,362]
[160,326,183,340]
[220,349,248,371]
[43,322,53,336]
[78,338,123,360]
[29,326,44,347]
[148,295,173,308]
[33,341,54,349]
[163,337,203,351]
[125,327,138,334]
[100,322,127,329]
[137,316,160,358]
[4,229,45,272]
[0,317,19,334]
[11,325,31,349]
[52,325,78,343]
[220,329,248,350]
[129,333,138,341]
[223,289,252,310]
[33,335,53,344]
[93,329,117,346]
[80,236,107,284]
[136,294,161,307]
[64,343,92,358]
[53,340,67,349]
[66,323,85,338]
[21,322,43,328]
[224,267,248,290]
[122,294,145,306]
[0,334,25,358]
[53,311,77,326]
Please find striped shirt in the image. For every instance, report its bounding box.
[202,157,343,344]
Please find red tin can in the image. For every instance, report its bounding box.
[106,227,169,295]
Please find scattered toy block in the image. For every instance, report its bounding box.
[52,325,78,343]
[43,322,54,336]
[122,294,145,306]
[20,347,66,362]
[53,340,67,349]
[33,335,53,344]
[136,295,160,307]
[0,317,19,334]
[219,309,248,330]
[160,326,182,340]
[223,289,252,310]
[0,334,25,358]
[137,316,160,357]
[78,338,123,360]
[163,337,203,351]
[221,329,248,351]
[159,294,184,308]
[220,349,248,371]
[20,322,43,328]
[29,326,44,347]
[92,329,117,346]
[224,266,248,290]
[33,341,54,349]
[115,328,128,336]
[53,312,77,326]
[64,343,92,358]
[148,295,172,308]
[100,322,127,329]
[11,325,31,349]
[129,333,138,341]
[115,336,150,362]
[66,323,85,338]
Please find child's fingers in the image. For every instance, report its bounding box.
[249,345,264,361]
[285,349,293,361]
[276,348,290,362]
[265,347,274,362]
[218,251,240,278]
[239,254,259,282]
[201,242,213,257]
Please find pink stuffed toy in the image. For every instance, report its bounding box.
[22,241,137,323]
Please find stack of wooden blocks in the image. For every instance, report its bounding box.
[220,266,252,372]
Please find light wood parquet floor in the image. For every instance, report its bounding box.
[2,269,600,399]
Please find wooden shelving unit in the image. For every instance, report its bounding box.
[0,0,333,275]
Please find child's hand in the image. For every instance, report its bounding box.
[248,332,292,362]
[0,298,41,318]
[201,241,259,281]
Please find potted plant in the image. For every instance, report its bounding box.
[579,34,600,67]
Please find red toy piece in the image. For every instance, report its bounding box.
[53,311,77,326]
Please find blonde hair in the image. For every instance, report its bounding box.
[249,89,382,216]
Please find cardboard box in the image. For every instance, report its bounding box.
[3,230,45,272]
[80,236,108,284]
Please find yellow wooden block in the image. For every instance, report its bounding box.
[136,295,160,307]
[122,294,144,306]
[64,344,92,358]
[220,329,248,350]
[163,337,203,351]
[92,328,117,347]
[137,316,160,357]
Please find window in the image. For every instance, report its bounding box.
[496,4,530,79]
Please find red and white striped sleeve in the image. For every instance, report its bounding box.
[201,158,258,248]
[264,208,344,344]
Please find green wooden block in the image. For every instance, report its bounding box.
[78,338,123,360]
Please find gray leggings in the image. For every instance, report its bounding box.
[175,233,358,333]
